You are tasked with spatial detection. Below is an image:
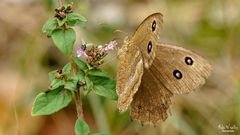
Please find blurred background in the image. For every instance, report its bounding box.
[0,0,240,135]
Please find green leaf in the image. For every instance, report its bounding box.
[84,76,93,94]
[57,17,67,27]
[89,76,117,100]
[88,68,110,77]
[73,57,89,70]
[31,87,72,116]
[93,85,117,100]
[89,76,116,90]
[42,17,58,36]
[49,78,65,90]
[64,75,78,91]
[62,63,72,74]
[75,118,90,135]
[66,13,87,26]
[52,28,76,56]
[48,70,58,81]
[64,81,77,91]
[76,70,85,82]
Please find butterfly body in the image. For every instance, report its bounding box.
[116,13,212,124]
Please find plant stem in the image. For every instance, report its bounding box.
[63,23,67,30]
[74,87,84,119]
[57,0,63,7]
[71,55,84,119]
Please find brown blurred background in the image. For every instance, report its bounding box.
[0,0,240,135]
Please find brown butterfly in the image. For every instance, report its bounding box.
[116,13,212,124]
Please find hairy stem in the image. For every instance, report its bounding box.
[73,87,84,119]
[71,55,84,119]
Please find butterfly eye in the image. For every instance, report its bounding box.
[185,56,194,65]
[173,69,182,79]
[152,20,156,32]
[147,41,152,53]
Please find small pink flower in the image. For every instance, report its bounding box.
[86,56,93,61]
[76,47,88,58]
[104,40,117,51]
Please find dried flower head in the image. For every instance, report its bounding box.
[54,4,73,20]
[76,40,117,67]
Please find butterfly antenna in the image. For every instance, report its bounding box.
[114,29,128,37]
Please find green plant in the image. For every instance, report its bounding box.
[31,3,117,135]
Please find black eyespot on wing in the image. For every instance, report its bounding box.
[152,20,156,32]
[138,105,142,109]
[147,41,152,53]
[173,69,182,79]
[185,56,194,65]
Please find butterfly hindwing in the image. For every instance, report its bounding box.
[152,43,212,94]
[130,43,212,124]
[131,67,173,124]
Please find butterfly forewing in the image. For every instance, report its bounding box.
[116,13,162,112]
[130,13,163,68]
